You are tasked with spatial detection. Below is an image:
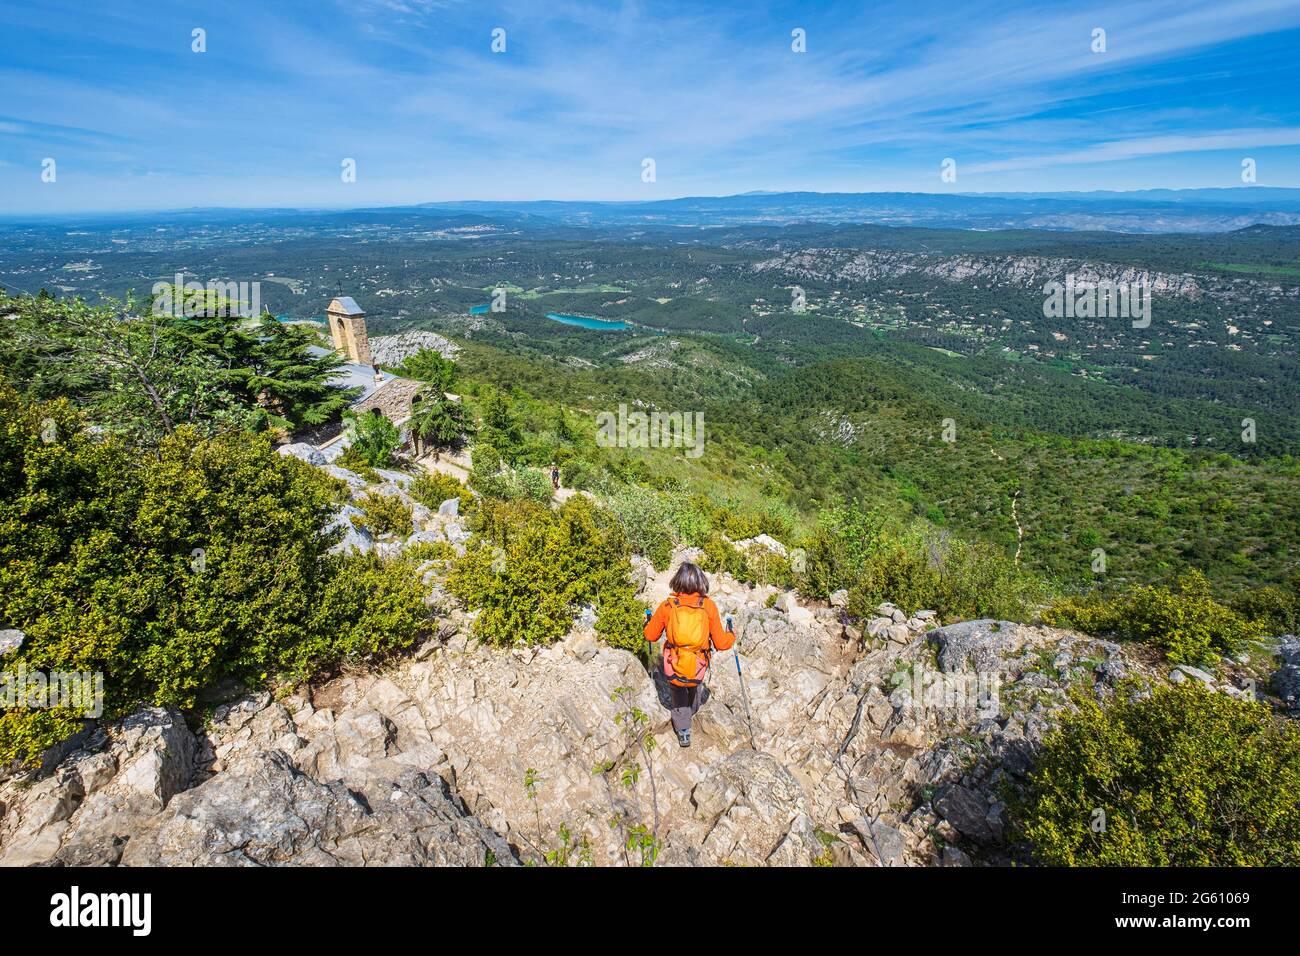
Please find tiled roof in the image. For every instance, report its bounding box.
[308,344,390,404]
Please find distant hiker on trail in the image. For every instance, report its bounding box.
[550,464,560,490]
[643,562,734,748]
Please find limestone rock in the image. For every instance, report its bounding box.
[121,751,512,867]
[277,442,327,467]
[691,751,820,866]
[1273,636,1300,713]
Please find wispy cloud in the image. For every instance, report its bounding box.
[1,0,1299,211]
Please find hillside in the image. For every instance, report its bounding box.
[2,237,1298,869]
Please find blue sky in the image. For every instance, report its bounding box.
[2,0,1300,213]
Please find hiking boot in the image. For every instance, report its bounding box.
[677,728,691,748]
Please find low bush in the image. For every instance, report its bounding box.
[1014,683,1300,865]
[602,484,676,570]
[1231,576,1300,636]
[351,491,413,538]
[0,387,431,763]
[341,409,401,469]
[448,495,639,647]
[405,540,457,563]
[802,505,1047,620]
[472,463,553,505]
[595,583,649,655]
[335,444,379,482]
[698,534,792,588]
[409,471,474,514]
[1044,570,1265,665]
[698,533,748,580]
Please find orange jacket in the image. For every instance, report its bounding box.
[644,593,735,651]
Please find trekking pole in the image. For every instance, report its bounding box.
[726,615,758,751]
[644,608,654,670]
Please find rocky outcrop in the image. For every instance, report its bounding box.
[0,708,195,867]
[1,548,1251,868]
[121,751,512,867]
[753,249,1205,300]
[1273,636,1300,713]
[368,331,460,367]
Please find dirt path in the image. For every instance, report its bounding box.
[418,451,471,483]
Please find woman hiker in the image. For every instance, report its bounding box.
[643,561,734,748]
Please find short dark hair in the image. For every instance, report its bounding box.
[670,561,709,595]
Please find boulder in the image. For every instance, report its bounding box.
[928,620,1024,674]
[852,817,909,866]
[0,628,24,655]
[691,751,821,866]
[324,465,368,491]
[886,623,912,645]
[325,505,374,555]
[121,751,513,867]
[0,707,195,867]
[1171,664,1215,686]
[774,592,817,629]
[277,442,327,467]
[733,534,787,557]
[935,785,997,845]
[1271,636,1300,712]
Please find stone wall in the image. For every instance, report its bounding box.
[354,377,423,423]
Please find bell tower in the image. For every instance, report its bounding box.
[326,296,373,366]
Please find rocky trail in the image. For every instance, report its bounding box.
[0,451,1285,868]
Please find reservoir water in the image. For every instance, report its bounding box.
[545,312,627,330]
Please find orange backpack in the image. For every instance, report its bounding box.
[662,595,712,688]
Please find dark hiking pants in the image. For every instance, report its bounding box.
[669,684,704,733]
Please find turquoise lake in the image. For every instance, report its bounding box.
[469,304,491,314]
[545,312,627,330]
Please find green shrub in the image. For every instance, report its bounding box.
[697,491,795,542]
[0,387,430,763]
[699,534,748,580]
[350,491,413,539]
[1015,683,1300,865]
[335,444,380,482]
[409,471,474,514]
[472,464,553,505]
[289,555,430,682]
[405,540,457,563]
[598,483,715,570]
[819,513,1046,620]
[696,533,793,588]
[448,495,635,647]
[1045,570,1265,665]
[602,485,675,570]
[846,540,940,617]
[469,497,552,550]
[1231,577,1300,635]
[933,537,1050,621]
[341,410,401,469]
[595,583,648,655]
[797,506,894,598]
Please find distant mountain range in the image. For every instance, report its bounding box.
[417,188,1300,234]
[6,188,1300,236]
